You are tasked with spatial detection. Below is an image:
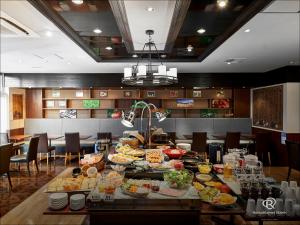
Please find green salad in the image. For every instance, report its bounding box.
[163,169,193,189]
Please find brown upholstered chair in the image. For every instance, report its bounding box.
[167,132,176,145]
[34,133,56,164]
[65,132,82,165]
[255,132,272,166]
[0,133,9,145]
[0,143,13,189]
[10,136,39,176]
[97,132,112,143]
[224,132,241,152]
[191,132,207,153]
[285,140,300,181]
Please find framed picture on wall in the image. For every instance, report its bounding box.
[176,99,194,108]
[75,90,84,97]
[99,90,108,97]
[124,91,132,98]
[147,91,156,98]
[52,90,60,98]
[169,90,178,98]
[46,100,55,108]
[59,109,77,119]
[193,90,202,97]
[58,100,66,108]
[12,94,23,120]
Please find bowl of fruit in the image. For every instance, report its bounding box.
[197,162,213,174]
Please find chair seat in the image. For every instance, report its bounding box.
[48,146,55,151]
[10,154,27,162]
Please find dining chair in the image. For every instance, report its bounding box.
[167,132,176,145]
[0,143,13,190]
[224,132,241,152]
[0,132,9,145]
[97,132,112,143]
[255,132,272,166]
[10,136,39,176]
[34,133,56,164]
[191,132,207,153]
[65,132,82,165]
[285,140,300,181]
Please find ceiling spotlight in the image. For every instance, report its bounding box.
[93,28,102,34]
[227,62,231,65]
[147,7,154,12]
[160,54,167,58]
[105,46,113,50]
[72,0,83,5]
[132,54,138,58]
[289,60,295,64]
[197,28,206,34]
[45,31,53,37]
[217,0,228,8]
[244,29,251,33]
[187,45,194,52]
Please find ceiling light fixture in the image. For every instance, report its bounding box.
[244,29,251,33]
[72,0,84,5]
[45,31,53,37]
[93,28,102,34]
[147,7,154,12]
[122,30,177,86]
[105,46,112,50]
[132,54,138,58]
[160,54,167,58]
[289,61,295,64]
[187,45,194,52]
[217,0,228,8]
[197,28,206,34]
[227,62,231,65]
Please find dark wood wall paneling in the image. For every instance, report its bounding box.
[252,127,300,167]
[233,88,250,118]
[3,66,300,88]
[26,89,43,118]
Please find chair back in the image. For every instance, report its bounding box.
[255,132,272,165]
[97,132,112,142]
[191,132,207,153]
[26,136,39,162]
[0,143,13,175]
[65,132,80,153]
[286,140,300,171]
[0,133,9,145]
[167,132,176,144]
[34,133,48,153]
[224,132,241,151]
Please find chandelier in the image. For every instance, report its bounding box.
[122,30,178,86]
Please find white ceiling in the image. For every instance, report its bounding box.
[0,0,299,74]
[124,0,176,50]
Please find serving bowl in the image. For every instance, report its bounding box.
[163,148,186,159]
[163,169,193,189]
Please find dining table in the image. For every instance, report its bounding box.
[48,135,64,146]
[79,135,92,140]
[9,134,32,142]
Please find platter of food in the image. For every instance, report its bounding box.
[115,144,145,157]
[211,193,237,207]
[46,177,97,192]
[195,173,212,182]
[121,183,150,198]
[146,149,164,163]
[108,153,142,165]
[198,186,220,203]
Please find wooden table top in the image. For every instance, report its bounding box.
[0,168,86,225]
[48,135,64,140]
[9,134,31,141]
